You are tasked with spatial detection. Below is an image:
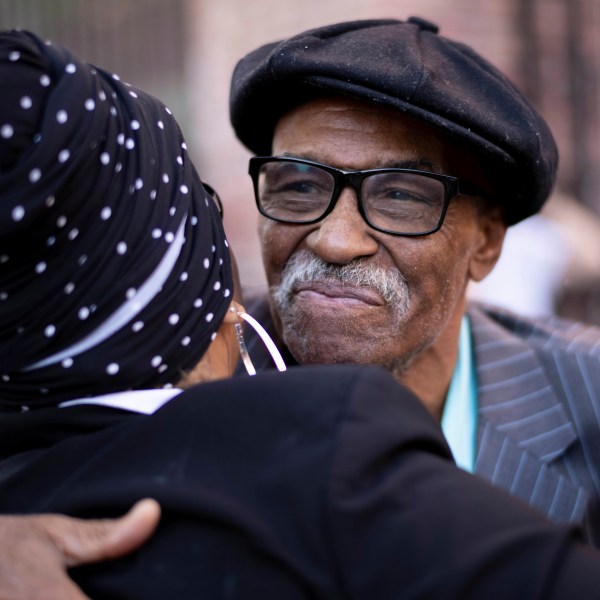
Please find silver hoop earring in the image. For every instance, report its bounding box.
[234,311,287,376]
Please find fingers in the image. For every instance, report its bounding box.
[0,515,94,600]
[0,501,160,599]
[16,573,94,600]
[40,498,161,567]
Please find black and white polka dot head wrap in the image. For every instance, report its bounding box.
[0,30,233,410]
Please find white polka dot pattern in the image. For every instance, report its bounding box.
[0,30,233,408]
[106,363,119,375]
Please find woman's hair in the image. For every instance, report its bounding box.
[0,30,233,410]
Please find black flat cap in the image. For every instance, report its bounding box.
[230,18,558,224]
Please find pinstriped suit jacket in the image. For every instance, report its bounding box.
[469,303,600,546]
[242,297,600,546]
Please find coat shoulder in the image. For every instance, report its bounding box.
[469,301,600,359]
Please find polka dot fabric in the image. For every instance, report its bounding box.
[0,30,233,410]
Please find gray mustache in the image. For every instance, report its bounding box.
[272,251,410,313]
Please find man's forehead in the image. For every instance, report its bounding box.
[272,96,466,173]
[274,95,438,133]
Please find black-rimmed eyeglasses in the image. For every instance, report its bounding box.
[249,156,486,236]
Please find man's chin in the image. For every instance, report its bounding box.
[285,336,366,367]
[279,309,393,367]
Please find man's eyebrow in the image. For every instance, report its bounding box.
[277,152,437,172]
[381,159,437,171]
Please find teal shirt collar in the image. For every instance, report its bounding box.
[441,316,477,472]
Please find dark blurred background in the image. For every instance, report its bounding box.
[2,0,599,323]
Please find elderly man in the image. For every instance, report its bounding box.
[229,17,600,543]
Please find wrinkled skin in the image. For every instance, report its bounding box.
[259,96,506,418]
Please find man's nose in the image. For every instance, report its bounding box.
[305,187,378,264]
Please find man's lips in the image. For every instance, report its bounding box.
[293,282,384,307]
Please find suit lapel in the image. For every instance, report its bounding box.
[469,306,588,524]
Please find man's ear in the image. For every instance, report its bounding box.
[468,206,507,282]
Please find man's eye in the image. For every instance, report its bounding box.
[264,173,333,198]
[385,188,423,201]
[275,180,320,195]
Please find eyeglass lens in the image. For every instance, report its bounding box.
[256,160,447,234]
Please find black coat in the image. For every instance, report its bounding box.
[0,365,597,598]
